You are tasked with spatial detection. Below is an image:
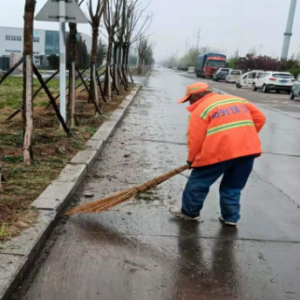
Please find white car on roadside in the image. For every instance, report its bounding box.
[188,67,195,74]
[236,70,264,89]
[225,69,242,83]
[252,71,295,93]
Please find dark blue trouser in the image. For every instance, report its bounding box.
[182,156,255,223]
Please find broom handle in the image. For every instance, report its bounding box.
[151,164,190,185]
[134,164,190,193]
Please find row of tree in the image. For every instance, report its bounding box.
[227,52,300,77]
[46,36,91,70]
[0,0,155,166]
[161,46,221,70]
[73,0,155,120]
[162,46,300,77]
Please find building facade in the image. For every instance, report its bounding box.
[0,26,92,70]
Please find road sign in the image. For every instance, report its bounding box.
[35,0,88,124]
[35,0,88,23]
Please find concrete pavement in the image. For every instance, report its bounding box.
[15,68,300,300]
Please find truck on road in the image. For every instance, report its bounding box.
[195,53,227,78]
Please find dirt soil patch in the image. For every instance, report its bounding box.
[0,76,132,241]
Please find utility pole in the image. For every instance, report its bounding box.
[196,28,201,50]
[281,0,297,60]
[185,39,189,53]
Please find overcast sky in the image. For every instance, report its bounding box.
[1,0,300,60]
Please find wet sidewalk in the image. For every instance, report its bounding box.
[18,69,300,300]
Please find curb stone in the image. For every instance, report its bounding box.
[0,211,56,300]
[0,84,142,300]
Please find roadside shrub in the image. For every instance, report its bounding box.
[288,68,300,78]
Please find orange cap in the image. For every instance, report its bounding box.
[177,82,209,104]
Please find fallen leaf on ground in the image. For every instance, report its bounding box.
[15,221,30,229]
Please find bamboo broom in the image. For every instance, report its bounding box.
[65,164,190,215]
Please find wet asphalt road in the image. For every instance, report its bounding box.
[17,69,300,300]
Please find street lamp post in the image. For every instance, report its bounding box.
[281,0,297,60]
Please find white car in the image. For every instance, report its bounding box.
[188,67,195,74]
[236,70,264,88]
[252,72,295,93]
[225,69,242,83]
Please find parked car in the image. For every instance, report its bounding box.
[187,67,195,74]
[172,67,178,70]
[213,68,232,81]
[252,72,295,93]
[236,70,264,88]
[225,69,242,83]
[290,73,300,100]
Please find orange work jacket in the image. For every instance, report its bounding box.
[187,93,266,167]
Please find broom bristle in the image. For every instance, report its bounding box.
[65,164,189,215]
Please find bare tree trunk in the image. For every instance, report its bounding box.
[23,55,34,165]
[69,22,77,128]
[118,45,127,89]
[121,47,126,84]
[70,62,76,128]
[107,69,112,101]
[0,158,3,191]
[138,57,142,75]
[91,64,99,105]
[142,58,145,74]
[23,0,36,165]
[122,45,130,85]
[113,43,120,90]
[123,45,133,84]
[87,0,106,106]
[75,65,102,115]
[104,33,113,100]
[119,0,127,88]
[90,27,100,107]
[127,65,134,84]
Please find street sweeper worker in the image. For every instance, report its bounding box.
[170,82,266,226]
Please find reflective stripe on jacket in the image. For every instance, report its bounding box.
[186,93,266,167]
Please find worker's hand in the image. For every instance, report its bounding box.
[187,161,193,169]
